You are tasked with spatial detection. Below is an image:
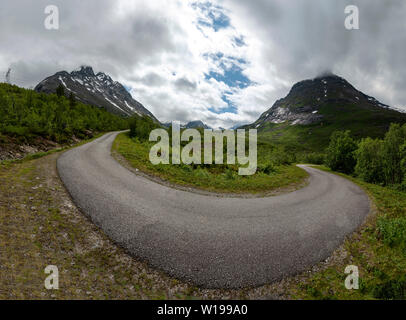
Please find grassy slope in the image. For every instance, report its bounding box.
[0,83,128,144]
[257,103,406,153]
[112,132,308,194]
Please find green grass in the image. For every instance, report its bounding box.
[290,166,406,300]
[112,132,308,194]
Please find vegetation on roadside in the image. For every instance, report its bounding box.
[113,132,307,194]
[0,132,104,166]
[129,114,160,140]
[325,130,358,174]
[325,124,406,190]
[291,166,406,300]
[287,123,406,299]
[114,121,308,194]
[0,83,129,143]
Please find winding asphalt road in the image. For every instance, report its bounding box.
[57,132,370,288]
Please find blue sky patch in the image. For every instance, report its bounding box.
[203,52,252,114]
[209,93,237,114]
[234,36,246,47]
[205,61,251,114]
[192,1,230,32]
[205,65,250,89]
[204,54,251,89]
[192,2,252,115]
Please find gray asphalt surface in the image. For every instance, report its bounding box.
[57,132,370,289]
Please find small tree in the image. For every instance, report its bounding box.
[325,130,357,174]
[355,137,384,183]
[401,141,406,181]
[69,92,76,107]
[381,123,406,185]
[56,84,65,97]
[129,115,159,140]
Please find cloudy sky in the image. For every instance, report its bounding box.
[1,0,406,128]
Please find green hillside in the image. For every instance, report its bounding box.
[0,83,129,143]
[258,102,406,153]
[247,75,406,153]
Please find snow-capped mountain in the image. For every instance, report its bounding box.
[185,120,211,129]
[162,120,211,129]
[35,66,158,121]
[250,74,402,129]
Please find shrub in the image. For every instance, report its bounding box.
[355,137,384,183]
[381,124,406,185]
[129,115,159,140]
[325,130,357,174]
[270,147,295,165]
[391,182,406,192]
[3,125,29,137]
[257,163,277,175]
[194,168,210,179]
[371,276,406,300]
[300,152,325,165]
[56,84,65,97]
[376,216,406,249]
[401,141,406,183]
[224,168,236,180]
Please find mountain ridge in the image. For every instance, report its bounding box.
[250,74,397,129]
[35,66,159,122]
[245,74,406,151]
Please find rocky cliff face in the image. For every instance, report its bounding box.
[252,74,392,128]
[35,66,158,121]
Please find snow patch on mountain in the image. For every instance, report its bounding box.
[35,66,159,121]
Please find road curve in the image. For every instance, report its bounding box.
[57,132,370,289]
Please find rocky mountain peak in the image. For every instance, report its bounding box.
[95,72,112,83]
[35,66,158,121]
[251,74,393,128]
[73,66,95,77]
